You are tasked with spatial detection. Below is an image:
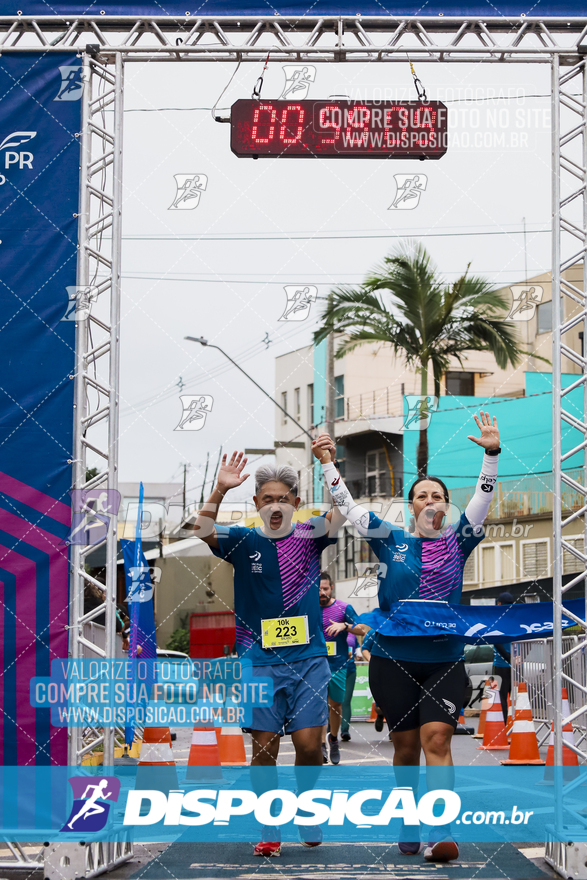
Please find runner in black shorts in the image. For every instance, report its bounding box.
[313,413,501,864]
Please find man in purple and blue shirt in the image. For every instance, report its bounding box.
[319,572,366,764]
[193,453,344,856]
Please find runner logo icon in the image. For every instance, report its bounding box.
[169,173,208,210]
[389,174,428,210]
[61,776,120,833]
[442,699,456,715]
[55,64,84,101]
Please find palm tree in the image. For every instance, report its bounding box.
[314,241,531,477]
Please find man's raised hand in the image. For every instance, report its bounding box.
[216,452,250,494]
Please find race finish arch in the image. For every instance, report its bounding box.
[0,0,586,876]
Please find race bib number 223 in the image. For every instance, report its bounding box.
[261,615,309,649]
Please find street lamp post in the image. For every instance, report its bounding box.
[184,336,314,442]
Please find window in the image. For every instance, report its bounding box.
[336,528,358,580]
[281,392,287,425]
[335,443,346,478]
[445,371,475,396]
[563,536,584,574]
[366,450,392,496]
[537,300,563,334]
[294,387,300,421]
[480,542,515,583]
[334,375,345,420]
[307,383,314,427]
[522,540,549,579]
[500,543,515,581]
[336,528,376,579]
[481,545,496,582]
[463,549,477,584]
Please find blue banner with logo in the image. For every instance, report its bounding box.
[359,598,586,643]
[1,766,586,843]
[2,1,587,18]
[0,53,81,765]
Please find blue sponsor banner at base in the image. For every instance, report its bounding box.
[2,766,586,843]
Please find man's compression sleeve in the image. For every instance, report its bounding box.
[321,461,372,535]
[464,453,499,528]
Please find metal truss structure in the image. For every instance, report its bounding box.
[0,15,586,62]
[548,51,587,871]
[0,12,586,878]
[68,52,124,771]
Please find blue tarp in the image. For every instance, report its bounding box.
[359,597,586,643]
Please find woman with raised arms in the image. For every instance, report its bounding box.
[312,413,501,864]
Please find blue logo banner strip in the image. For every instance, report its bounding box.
[0,53,80,765]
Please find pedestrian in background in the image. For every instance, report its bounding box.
[493,591,514,722]
[340,631,359,742]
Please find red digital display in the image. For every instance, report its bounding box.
[230,99,448,160]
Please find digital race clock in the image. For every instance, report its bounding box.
[230,99,448,160]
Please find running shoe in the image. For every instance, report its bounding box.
[321,742,328,763]
[398,824,423,855]
[398,841,425,855]
[328,734,340,765]
[423,838,459,862]
[374,712,384,733]
[298,825,323,847]
[341,732,351,742]
[254,827,281,857]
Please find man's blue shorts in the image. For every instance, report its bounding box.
[244,656,329,735]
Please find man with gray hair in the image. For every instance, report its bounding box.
[194,450,344,857]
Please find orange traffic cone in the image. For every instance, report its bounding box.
[216,727,247,766]
[185,727,223,782]
[541,688,580,783]
[136,726,178,791]
[505,692,514,738]
[473,679,497,739]
[501,682,545,765]
[478,689,510,750]
[455,709,474,736]
[367,702,378,722]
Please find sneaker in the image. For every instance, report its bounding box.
[398,824,422,856]
[254,827,281,858]
[328,734,340,765]
[298,825,323,847]
[374,711,384,733]
[341,732,351,742]
[398,841,425,855]
[321,742,328,763]
[423,838,459,862]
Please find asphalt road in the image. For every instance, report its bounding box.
[106,716,557,880]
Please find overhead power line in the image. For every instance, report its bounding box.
[120,228,551,243]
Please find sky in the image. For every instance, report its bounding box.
[112,56,553,508]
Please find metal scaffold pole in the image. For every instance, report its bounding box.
[43,49,133,880]
[545,47,587,880]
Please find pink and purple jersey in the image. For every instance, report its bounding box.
[211,517,337,666]
[322,599,358,671]
[363,511,484,663]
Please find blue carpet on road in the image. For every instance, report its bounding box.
[129,842,546,879]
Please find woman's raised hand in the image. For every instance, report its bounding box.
[312,433,335,463]
[467,412,500,451]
